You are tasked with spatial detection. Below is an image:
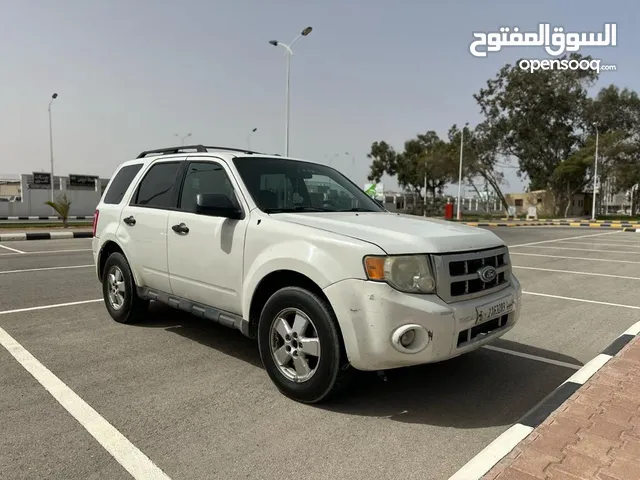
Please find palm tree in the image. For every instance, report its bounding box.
[45,193,72,228]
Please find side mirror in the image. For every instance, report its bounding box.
[196,193,242,219]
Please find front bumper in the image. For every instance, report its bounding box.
[323,275,522,371]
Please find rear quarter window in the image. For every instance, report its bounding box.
[103,164,143,204]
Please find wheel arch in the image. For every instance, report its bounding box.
[247,270,342,340]
[97,240,135,283]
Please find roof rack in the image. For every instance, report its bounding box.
[136,144,262,159]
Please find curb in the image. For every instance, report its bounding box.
[0,231,92,242]
[448,321,640,480]
[499,219,636,224]
[623,228,640,232]
[0,215,91,221]
[0,215,92,221]
[463,222,640,228]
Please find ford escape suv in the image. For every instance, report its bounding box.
[92,144,522,403]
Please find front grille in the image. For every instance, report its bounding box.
[432,246,511,303]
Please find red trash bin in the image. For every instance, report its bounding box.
[444,202,454,220]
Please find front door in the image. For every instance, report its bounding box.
[167,158,248,314]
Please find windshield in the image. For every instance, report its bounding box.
[232,157,385,213]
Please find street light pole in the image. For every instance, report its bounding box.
[247,127,257,150]
[591,124,599,221]
[269,26,313,157]
[456,126,466,220]
[423,157,427,217]
[48,93,58,202]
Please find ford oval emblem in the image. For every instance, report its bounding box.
[477,266,497,283]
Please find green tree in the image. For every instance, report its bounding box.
[446,122,510,212]
[474,53,598,214]
[585,85,640,199]
[367,131,457,202]
[45,193,72,228]
[552,130,632,216]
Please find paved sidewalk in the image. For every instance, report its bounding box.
[483,336,640,480]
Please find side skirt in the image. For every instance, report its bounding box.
[136,287,253,338]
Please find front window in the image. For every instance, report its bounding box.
[232,157,384,213]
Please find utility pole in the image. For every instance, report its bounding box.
[423,157,427,217]
[591,124,599,221]
[48,93,58,202]
[268,26,313,156]
[456,126,465,220]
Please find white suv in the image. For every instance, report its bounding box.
[92,145,522,403]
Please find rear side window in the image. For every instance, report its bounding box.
[103,164,143,204]
[132,161,181,208]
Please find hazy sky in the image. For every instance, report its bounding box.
[1,1,635,196]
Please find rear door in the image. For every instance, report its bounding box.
[116,158,185,292]
[167,157,249,314]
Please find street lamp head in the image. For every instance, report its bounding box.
[268,40,278,46]
[301,26,313,36]
[51,93,58,99]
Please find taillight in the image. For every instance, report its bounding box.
[92,209,99,237]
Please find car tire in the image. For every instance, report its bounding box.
[258,286,353,404]
[102,252,149,324]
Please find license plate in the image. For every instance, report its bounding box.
[476,295,515,324]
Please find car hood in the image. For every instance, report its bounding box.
[273,212,505,254]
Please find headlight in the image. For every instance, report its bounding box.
[363,255,436,294]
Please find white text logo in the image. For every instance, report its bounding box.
[518,58,617,74]
[469,23,617,58]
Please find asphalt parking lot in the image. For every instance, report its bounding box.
[1,228,639,480]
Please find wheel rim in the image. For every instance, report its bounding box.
[269,307,321,383]
[106,266,126,311]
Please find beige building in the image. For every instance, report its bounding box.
[504,190,589,217]
[0,180,21,199]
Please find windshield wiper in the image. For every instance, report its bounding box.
[292,206,333,212]
[337,207,378,212]
[262,206,332,213]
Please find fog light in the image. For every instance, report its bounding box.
[400,329,416,347]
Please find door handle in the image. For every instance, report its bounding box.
[171,223,189,234]
[123,216,136,226]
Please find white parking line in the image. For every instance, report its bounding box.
[509,231,621,248]
[0,244,25,254]
[523,291,640,309]
[510,252,640,264]
[482,345,581,370]
[513,265,640,281]
[0,299,102,316]
[556,240,640,248]
[0,248,92,257]
[517,245,640,255]
[0,265,94,275]
[0,324,172,480]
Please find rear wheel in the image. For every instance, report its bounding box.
[102,252,149,324]
[258,286,352,404]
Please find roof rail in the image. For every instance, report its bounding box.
[136,144,262,159]
[202,146,261,155]
[136,145,208,158]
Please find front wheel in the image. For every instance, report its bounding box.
[258,286,352,404]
